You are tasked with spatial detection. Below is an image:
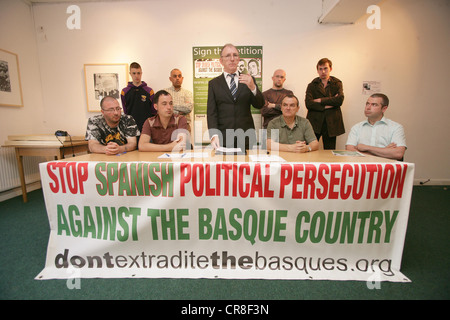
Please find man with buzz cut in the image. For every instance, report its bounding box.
[121,62,155,133]
[165,68,194,125]
[261,69,293,129]
[346,93,406,160]
[85,96,139,155]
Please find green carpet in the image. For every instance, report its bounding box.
[0,186,449,300]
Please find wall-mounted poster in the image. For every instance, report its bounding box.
[84,64,128,112]
[362,81,381,95]
[0,49,23,107]
[192,45,263,144]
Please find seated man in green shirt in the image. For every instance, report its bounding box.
[266,94,319,153]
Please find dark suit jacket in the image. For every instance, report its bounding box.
[207,73,264,148]
[305,76,345,137]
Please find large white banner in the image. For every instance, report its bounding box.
[36,160,414,282]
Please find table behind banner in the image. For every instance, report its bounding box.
[3,136,88,202]
[36,150,414,282]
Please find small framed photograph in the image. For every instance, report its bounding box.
[84,63,128,112]
[0,48,24,107]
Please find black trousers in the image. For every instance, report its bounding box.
[315,122,336,150]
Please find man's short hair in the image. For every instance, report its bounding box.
[170,68,181,76]
[282,94,299,107]
[370,93,389,107]
[130,62,141,70]
[153,90,171,104]
[100,96,117,109]
[316,58,332,69]
[220,43,238,57]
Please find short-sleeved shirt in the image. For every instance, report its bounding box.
[85,114,139,146]
[346,117,406,148]
[267,115,317,144]
[141,114,189,144]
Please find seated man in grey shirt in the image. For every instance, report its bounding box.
[267,94,319,153]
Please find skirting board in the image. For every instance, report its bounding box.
[0,181,42,202]
[414,179,450,186]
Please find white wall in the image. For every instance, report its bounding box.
[0,0,45,139]
[1,0,449,184]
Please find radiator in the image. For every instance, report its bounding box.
[0,147,44,192]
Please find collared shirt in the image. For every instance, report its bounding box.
[164,86,194,123]
[141,114,189,145]
[346,117,406,148]
[267,115,317,144]
[224,71,239,89]
[223,72,258,96]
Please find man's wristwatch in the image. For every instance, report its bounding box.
[308,146,311,152]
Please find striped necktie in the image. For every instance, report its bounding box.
[228,73,237,100]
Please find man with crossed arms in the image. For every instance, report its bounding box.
[346,93,406,160]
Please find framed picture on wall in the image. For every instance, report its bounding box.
[0,49,24,108]
[84,63,128,112]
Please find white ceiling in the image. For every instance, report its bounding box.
[25,0,128,3]
[29,0,115,2]
[319,0,382,24]
[23,0,140,6]
[26,0,381,24]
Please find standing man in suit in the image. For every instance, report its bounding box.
[305,58,345,149]
[207,44,265,150]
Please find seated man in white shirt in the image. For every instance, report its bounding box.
[345,93,406,160]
